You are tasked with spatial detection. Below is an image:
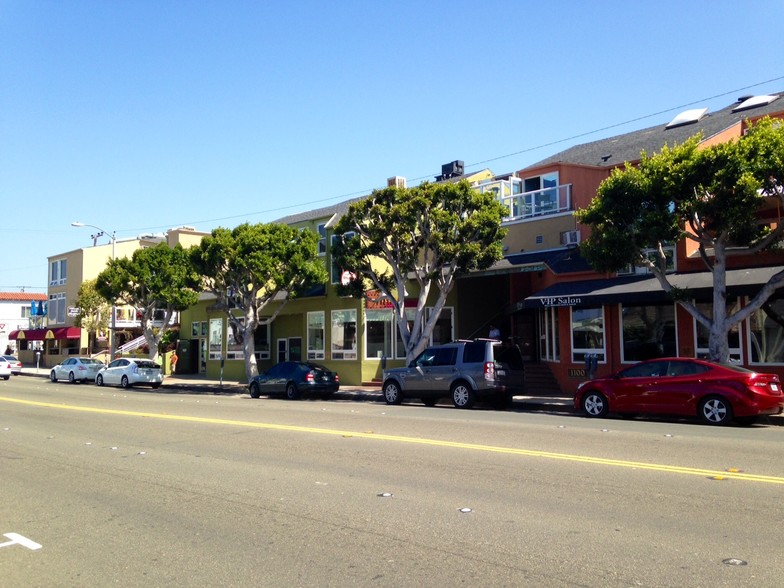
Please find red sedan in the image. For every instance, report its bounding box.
[575,358,783,425]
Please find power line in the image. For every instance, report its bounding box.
[117,75,784,235]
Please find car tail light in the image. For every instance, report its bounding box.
[306,372,315,383]
[334,374,340,382]
[484,361,495,380]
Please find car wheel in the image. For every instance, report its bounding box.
[68,371,76,384]
[249,382,261,399]
[422,397,437,407]
[382,380,403,405]
[451,382,475,409]
[120,375,130,389]
[2,375,8,381]
[151,384,161,389]
[50,370,58,382]
[96,374,104,387]
[699,396,733,425]
[285,383,301,400]
[581,391,609,418]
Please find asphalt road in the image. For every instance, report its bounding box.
[2,376,783,587]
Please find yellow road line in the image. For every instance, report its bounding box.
[4,395,784,484]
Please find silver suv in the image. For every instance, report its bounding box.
[381,339,524,409]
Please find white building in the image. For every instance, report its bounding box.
[0,292,47,354]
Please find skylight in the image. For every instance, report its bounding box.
[732,94,779,113]
[665,107,709,129]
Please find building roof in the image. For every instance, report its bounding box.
[528,92,783,169]
[0,292,47,302]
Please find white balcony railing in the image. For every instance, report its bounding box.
[499,184,572,221]
[475,179,572,222]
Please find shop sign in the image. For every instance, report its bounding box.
[540,296,582,307]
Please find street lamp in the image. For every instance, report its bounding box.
[72,221,117,359]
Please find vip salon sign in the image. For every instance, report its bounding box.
[538,296,583,307]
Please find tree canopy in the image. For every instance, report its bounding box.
[96,243,200,361]
[576,117,784,361]
[189,222,327,380]
[332,180,507,362]
[74,279,111,355]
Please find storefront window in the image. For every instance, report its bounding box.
[227,318,244,360]
[366,309,393,359]
[427,307,453,345]
[254,322,270,360]
[307,311,325,360]
[621,304,676,362]
[331,309,357,360]
[748,299,784,365]
[571,306,605,362]
[209,318,223,360]
[695,300,741,362]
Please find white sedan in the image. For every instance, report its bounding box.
[50,357,105,383]
[0,358,12,380]
[96,358,163,389]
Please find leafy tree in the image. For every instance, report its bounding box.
[577,117,784,362]
[332,180,507,362]
[96,243,200,361]
[74,279,111,354]
[189,223,328,380]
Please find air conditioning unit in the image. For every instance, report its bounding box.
[561,230,580,246]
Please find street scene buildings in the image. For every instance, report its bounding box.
[7,91,784,393]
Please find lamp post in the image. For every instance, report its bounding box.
[71,222,117,359]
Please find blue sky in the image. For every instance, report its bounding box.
[2,0,783,292]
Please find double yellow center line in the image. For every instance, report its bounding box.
[4,396,783,485]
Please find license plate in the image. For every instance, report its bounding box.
[497,369,506,376]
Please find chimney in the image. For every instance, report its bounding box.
[387,176,406,189]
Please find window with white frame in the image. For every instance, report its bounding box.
[331,309,357,360]
[571,306,605,362]
[317,223,327,255]
[748,299,784,365]
[621,304,676,362]
[618,244,676,275]
[366,309,394,359]
[254,321,271,360]
[427,307,453,345]
[307,311,325,360]
[209,318,223,360]
[694,300,742,362]
[48,293,66,325]
[226,318,245,360]
[539,306,559,362]
[49,259,67,286]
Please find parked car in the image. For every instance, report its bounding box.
[575,357,784,425]
[50,357,105,383]
[381,339,525,409]
[248,361,340,400]
[0,357,12,380]
[96,358,163,389]
[1,355,22,375]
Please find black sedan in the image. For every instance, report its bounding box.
[248,361,340,400]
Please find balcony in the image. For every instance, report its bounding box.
[500,184,572,222]
[475,179,572,222]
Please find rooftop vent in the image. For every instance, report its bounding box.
[436,160,464,181]
[732,94,779,113]
[666,107,708,129]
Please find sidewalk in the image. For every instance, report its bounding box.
[19,369,575,412]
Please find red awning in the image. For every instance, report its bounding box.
[10,327,81,341]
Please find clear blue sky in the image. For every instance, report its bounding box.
[2,0,783,292]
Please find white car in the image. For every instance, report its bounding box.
[0,358,12,380]
[50,357,105,383]
[1,355,22,375]
[96,358,163,389]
